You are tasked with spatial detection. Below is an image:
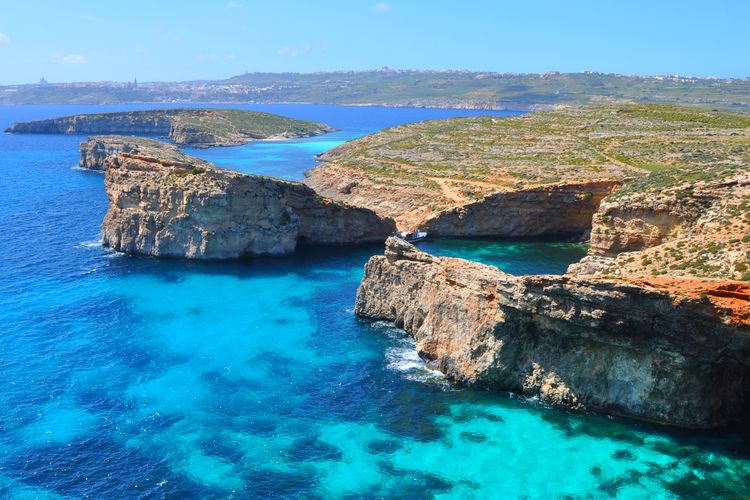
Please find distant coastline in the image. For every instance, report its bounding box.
[2,70,749,112]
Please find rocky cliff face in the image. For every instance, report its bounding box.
[422,181,618,237]
[7,113,171,135]
[102,152,395,259]
[571,168,750,280]
[79,136,185,171]
[356,238,750,428]
[306,166,620,236]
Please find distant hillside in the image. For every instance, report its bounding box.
[1,71,749,112]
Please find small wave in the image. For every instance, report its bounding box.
[77,239,103,249]
[77,239,123,258]
[71,166,104,174]
[105,248,124,259]
[371,321,451,388]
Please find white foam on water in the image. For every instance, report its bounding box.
[77,239,102,249]
[370,321,451,388]
[71,166,104,173]
[77,239,123,258]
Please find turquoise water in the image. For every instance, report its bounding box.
[418,238,589,275]
[1,105,749,498]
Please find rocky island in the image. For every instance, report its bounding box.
[354,104,750,428]
[6,108,333,148]
[102,149,394,258]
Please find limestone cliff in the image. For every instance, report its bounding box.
[102,152,394,259]
[79,136,188,171]
[570,166,750,280]
[356,238,750,428]
[421,181,617,237]
[7,108,333,147]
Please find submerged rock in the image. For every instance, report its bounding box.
[101,151,395,259]
[355,238,750,428]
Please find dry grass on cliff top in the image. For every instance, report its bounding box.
[91,135,196,163]
[168,108,329,138]
[320,103,750,198]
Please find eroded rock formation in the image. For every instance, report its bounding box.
[102,152,394,259]
[356,238,750,428]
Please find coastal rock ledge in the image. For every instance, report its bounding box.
[102,152,395,258]
[355,237,750,428]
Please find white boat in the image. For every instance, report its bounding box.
[396,230,428,242]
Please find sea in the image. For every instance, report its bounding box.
[0,103,748,498]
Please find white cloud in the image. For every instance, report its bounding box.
[196,53,218,62]
[276,42,328,57]
[374,2,391,12]
[0,32,10,45]
[226,1,242,8]
[61,54,87,65]
[135,44,149,55]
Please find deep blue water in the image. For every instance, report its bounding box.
[0,104,749,498]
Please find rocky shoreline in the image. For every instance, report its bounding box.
[420,181,619,238]
[355,237,750,428]
[343,104,750,428]
[77,103,750,428]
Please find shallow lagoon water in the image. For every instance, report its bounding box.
[1,104,749,498]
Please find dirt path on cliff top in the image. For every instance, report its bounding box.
[430,177,470,204]
[426,176,513,205]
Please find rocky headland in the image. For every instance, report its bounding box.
[354,104,750,428]
[102,150,394,259]
[357,237,750,428]
[7,108,333,147]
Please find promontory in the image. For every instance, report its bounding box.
[101,147,395,259]
[6,108,333,147]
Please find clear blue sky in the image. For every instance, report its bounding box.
[0,0,748,84]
